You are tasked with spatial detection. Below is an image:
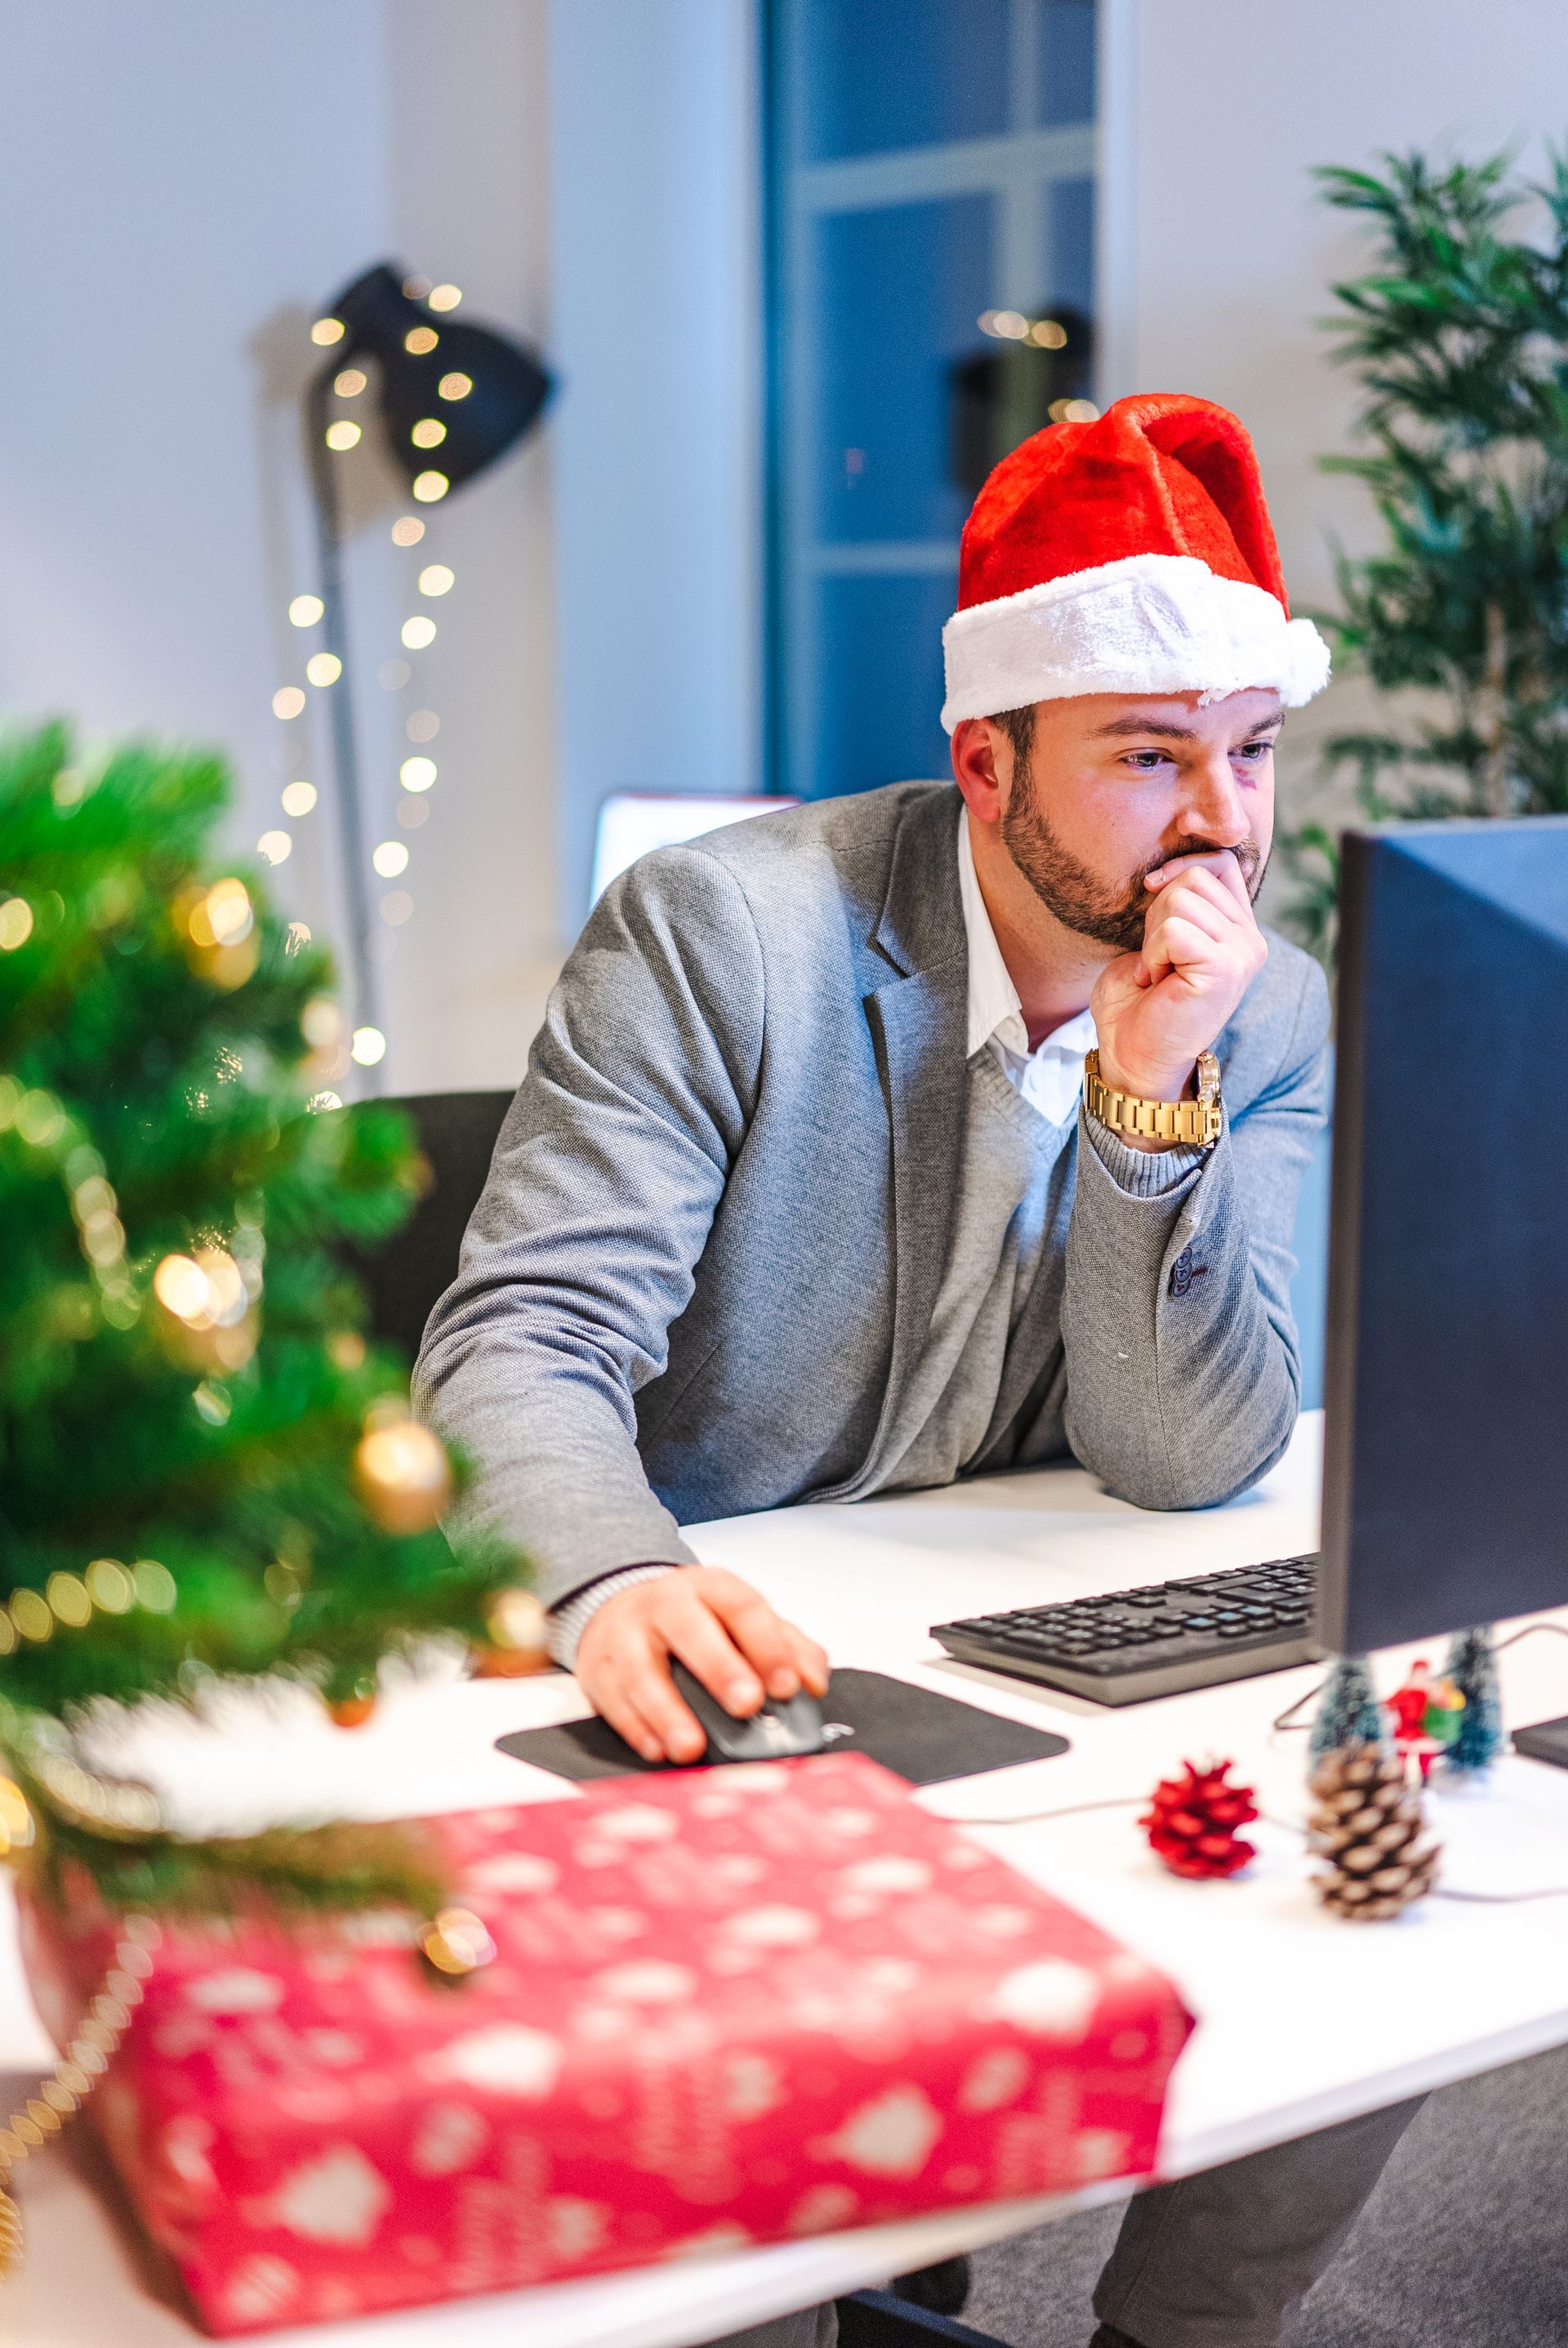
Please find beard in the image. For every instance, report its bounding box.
[1000,786,1267,953]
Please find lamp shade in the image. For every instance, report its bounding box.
[325,263,553,492]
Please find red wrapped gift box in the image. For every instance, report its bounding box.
[22,1753,1192,2336]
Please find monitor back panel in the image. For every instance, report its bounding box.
[1320,818,1568,1653]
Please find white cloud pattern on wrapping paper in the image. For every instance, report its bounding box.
[183,1967,284,2015]
[410,2101,490,2176]
[835,1857,933,1895]
[956,2047,1032,2113]
[162,2114,219,2191]
[244,2145,391,2245]
[425,2024,564,2097]
[546,2198,610,2257]
[986,1960,1101,2041]
[221,2255,300,2324]
[1076,2128,1134,2181]
[662,2222,754,2261]
[787,2181,860,2234]
[723,2052,786,2119]
[462,1851,560,1894]
[587,1961,697,2003]
[718,1906,821,1949]
[809,2084,944,2177]
[590,1805,681,1841]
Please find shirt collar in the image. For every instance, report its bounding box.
[956,811,1098,1063]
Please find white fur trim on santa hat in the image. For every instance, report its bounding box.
[940,552,1330,732]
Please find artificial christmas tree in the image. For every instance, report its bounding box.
[1308,1653,1388,1762]
[0,723,526,2265]
[1307,1744,1439,1920]
[1441,1625,1504,1778]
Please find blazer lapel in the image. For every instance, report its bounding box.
[849,789,972,1478]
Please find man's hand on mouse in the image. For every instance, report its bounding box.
[1089,847,1267,1141]
[574,1566,831,1764]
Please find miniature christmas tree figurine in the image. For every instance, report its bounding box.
[1308,1652,1388,1762]
[0,723,528,1922]
[1441,1625,1503,1778]
[1142,1758,1258,1879]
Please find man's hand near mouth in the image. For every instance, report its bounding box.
[1089,847,1268,1144]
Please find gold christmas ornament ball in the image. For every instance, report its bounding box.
[327,1691,377,1730]
[0,1777,35,1860]
[488,1588,548,1655]
[354,1418,452,1535]
[419,1906,496,1981]
[473,1587,550,1677]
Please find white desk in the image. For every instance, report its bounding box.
[8,1411,1568,2348]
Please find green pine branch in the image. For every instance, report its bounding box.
[1279,146,1568,951]
[0,724,528,1917]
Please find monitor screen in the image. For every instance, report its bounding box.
[1318,816,1568,1651]
[590,794,798,906]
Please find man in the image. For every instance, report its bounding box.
[417,396,1419,2348]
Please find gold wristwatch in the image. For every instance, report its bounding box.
[1083,1049,1223,1147]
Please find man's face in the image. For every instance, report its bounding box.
[983,688,1281,954]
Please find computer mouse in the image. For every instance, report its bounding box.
[669,1660,826,1762]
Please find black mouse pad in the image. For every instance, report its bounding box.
[494,1668,1068,1788]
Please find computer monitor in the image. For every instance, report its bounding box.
[1317,815,1568,1653]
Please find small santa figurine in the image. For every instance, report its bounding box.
[1388,1659,1466,1781]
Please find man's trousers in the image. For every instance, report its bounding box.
[705,2096,1423,2348]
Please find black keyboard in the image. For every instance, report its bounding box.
[930,1553,1325,1706]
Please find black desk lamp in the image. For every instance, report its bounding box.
[305,264,553,1049]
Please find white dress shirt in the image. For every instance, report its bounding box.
[956,810,1097,1125]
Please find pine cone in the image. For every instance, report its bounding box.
[1143,1758,1258,1879]
[1307,1742,1440,1920]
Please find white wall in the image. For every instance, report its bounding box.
[548,0,764,924]
[1103,0,1568,830]
[0,0,557,1095]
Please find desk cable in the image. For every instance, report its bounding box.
[1268,1620,1568,1742]
[929,1774,1568,1905]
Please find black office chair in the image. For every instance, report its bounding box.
[353,1089,514,1365]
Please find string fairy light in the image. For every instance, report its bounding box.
[0,1911,161,2280]
[281,265,549,1063]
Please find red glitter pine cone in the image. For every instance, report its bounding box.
[1142,1758,1258,1880]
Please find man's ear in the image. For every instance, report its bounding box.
[951,717,1007,824]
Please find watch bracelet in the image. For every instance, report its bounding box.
[1083,1049,1223,1147]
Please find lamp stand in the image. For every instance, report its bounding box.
[306,365,379,1072]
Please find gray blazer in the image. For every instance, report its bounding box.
[416,783,1330,1608]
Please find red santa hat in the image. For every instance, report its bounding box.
[940,391,1330,731]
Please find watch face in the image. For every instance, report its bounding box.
[1196,1052,1219,1103]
